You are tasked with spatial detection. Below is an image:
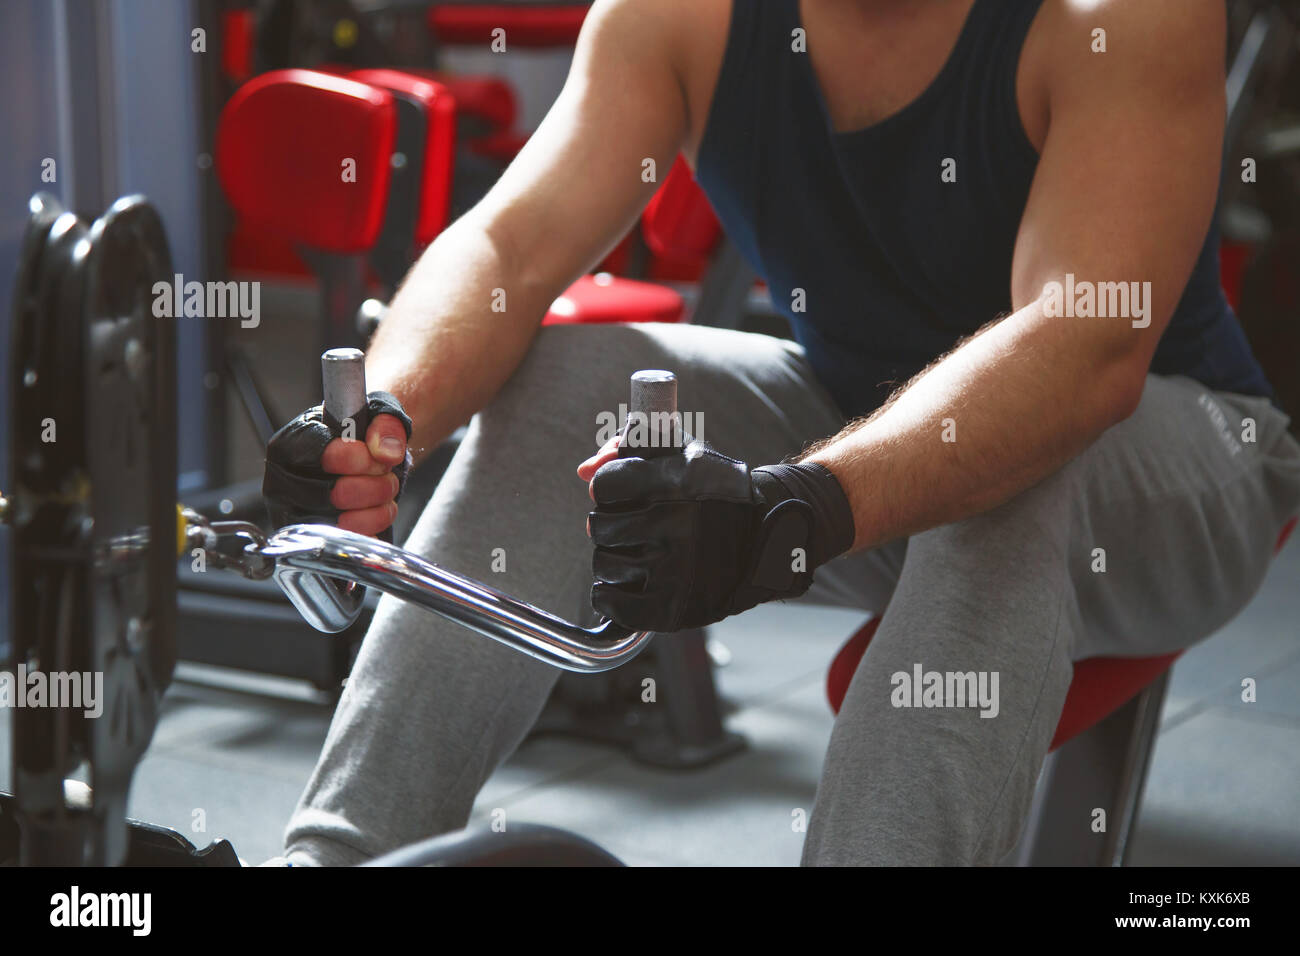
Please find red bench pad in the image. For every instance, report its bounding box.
[825,618,1180,753]
[826,518,1299,751]
[351,68,458,245]
[217,69,396,253]
[642,157,721,264]
[544,273,685,325]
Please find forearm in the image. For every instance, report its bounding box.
[364,212,556,462]
[802,299,1147,552]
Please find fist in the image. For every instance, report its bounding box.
[322,412,409,535]
[263,391,413,536]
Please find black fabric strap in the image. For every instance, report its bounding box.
[751,461,856,568]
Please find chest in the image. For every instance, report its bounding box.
[684,0,1052,162]
[688,0,1051,321]
[801,0,981,132]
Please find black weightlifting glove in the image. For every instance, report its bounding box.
[589,440,856,632]
[262,391,413,531]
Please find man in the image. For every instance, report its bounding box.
[264,0,1300,865]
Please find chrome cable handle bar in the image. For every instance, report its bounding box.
[261,522,652,672]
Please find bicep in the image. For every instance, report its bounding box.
[1010,0,1226,356]
[473,0,689,295]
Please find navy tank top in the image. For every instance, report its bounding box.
[695,0,1274,419]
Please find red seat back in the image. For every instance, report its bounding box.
[216,69,396,254]
[418,71,517,132]
[642,157,722,265]
[408,70,525,161]
[428,4,589,47]
[350,69,458,245]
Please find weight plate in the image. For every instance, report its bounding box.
[82,197,178,853]
[10,195,90,812]
[8,194,178,865]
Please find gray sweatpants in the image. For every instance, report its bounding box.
[283,322,1300,865]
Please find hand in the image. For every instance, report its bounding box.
[578,437,856,631]
[263,391,413,536]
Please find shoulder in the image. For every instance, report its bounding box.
[579,0,732,160]
[579,0,726,62]
[1033,0,1225,105]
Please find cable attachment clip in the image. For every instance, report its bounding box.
[182,507,275,580]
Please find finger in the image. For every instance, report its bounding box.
[263,458,336,516]
[591,582,673,632]
[367,414,409,466]
[592,547,652,591]
[587,507,676,549]
[577,434,622,486]
[590,457,663,506]
[330,472,400,511]
[321,435,392,475]
[337,500,399,537]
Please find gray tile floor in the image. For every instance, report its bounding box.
[2,540,1295,866]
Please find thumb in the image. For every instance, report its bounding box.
[577,434,621,484]
[367,413,409,466]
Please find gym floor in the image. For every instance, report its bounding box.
[3,284,1296,867]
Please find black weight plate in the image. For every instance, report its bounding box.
[10,194,83,497]
[8,194,178,865]
[11,193,64,343]
[80,197,178,853]
[9,195,91,809]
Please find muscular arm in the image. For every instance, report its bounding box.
[363,0,689,462]
[803,0,1227,551]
